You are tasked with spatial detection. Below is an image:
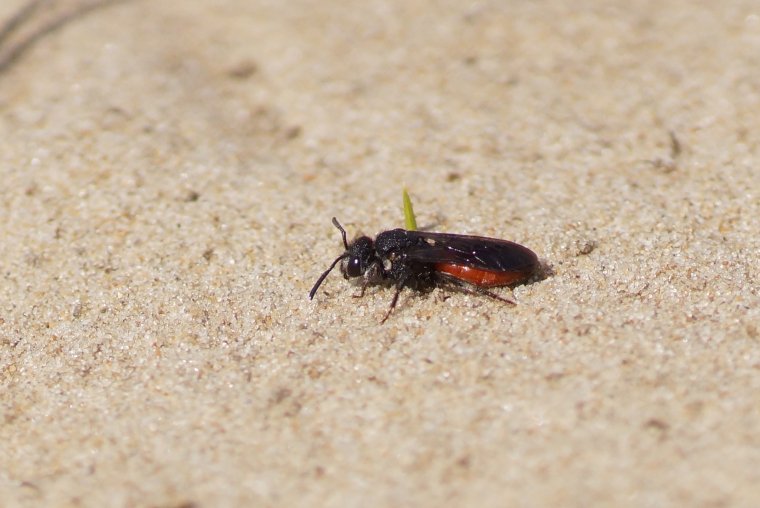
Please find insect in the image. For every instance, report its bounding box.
[309,217,539,322]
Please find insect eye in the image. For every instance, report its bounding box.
[345,257,363,277]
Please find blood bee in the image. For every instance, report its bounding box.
[309,217,539,322]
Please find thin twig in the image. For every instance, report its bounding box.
[0,0,50,47]
[0,0,131,75]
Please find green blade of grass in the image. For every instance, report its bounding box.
[403,188,417,231]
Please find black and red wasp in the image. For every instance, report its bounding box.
[309,217,539,322]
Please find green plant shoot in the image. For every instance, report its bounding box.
[403,188,417,231]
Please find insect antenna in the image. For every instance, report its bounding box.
[309,253,349,299]
[331,217,349,249]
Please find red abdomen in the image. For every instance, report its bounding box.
[435,263,532,287]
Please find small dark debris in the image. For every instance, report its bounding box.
[645,130,682,173]
[270,387,292,405]
[227,60,258,80]
[545,371,566,382]
[19,481,40,493]
[283,125,302,140]
[669,130,681,159]
[456,455,471,468]
[643,418,670,433]
[577,239,597,255]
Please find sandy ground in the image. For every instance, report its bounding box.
[1,0,759,506]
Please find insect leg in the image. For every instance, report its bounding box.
[380,285,403,324]
[380,266,417,323]
[354,259,385,298]
[353,281,368,298]
[466,286,516,305]
[437,274,517,305]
